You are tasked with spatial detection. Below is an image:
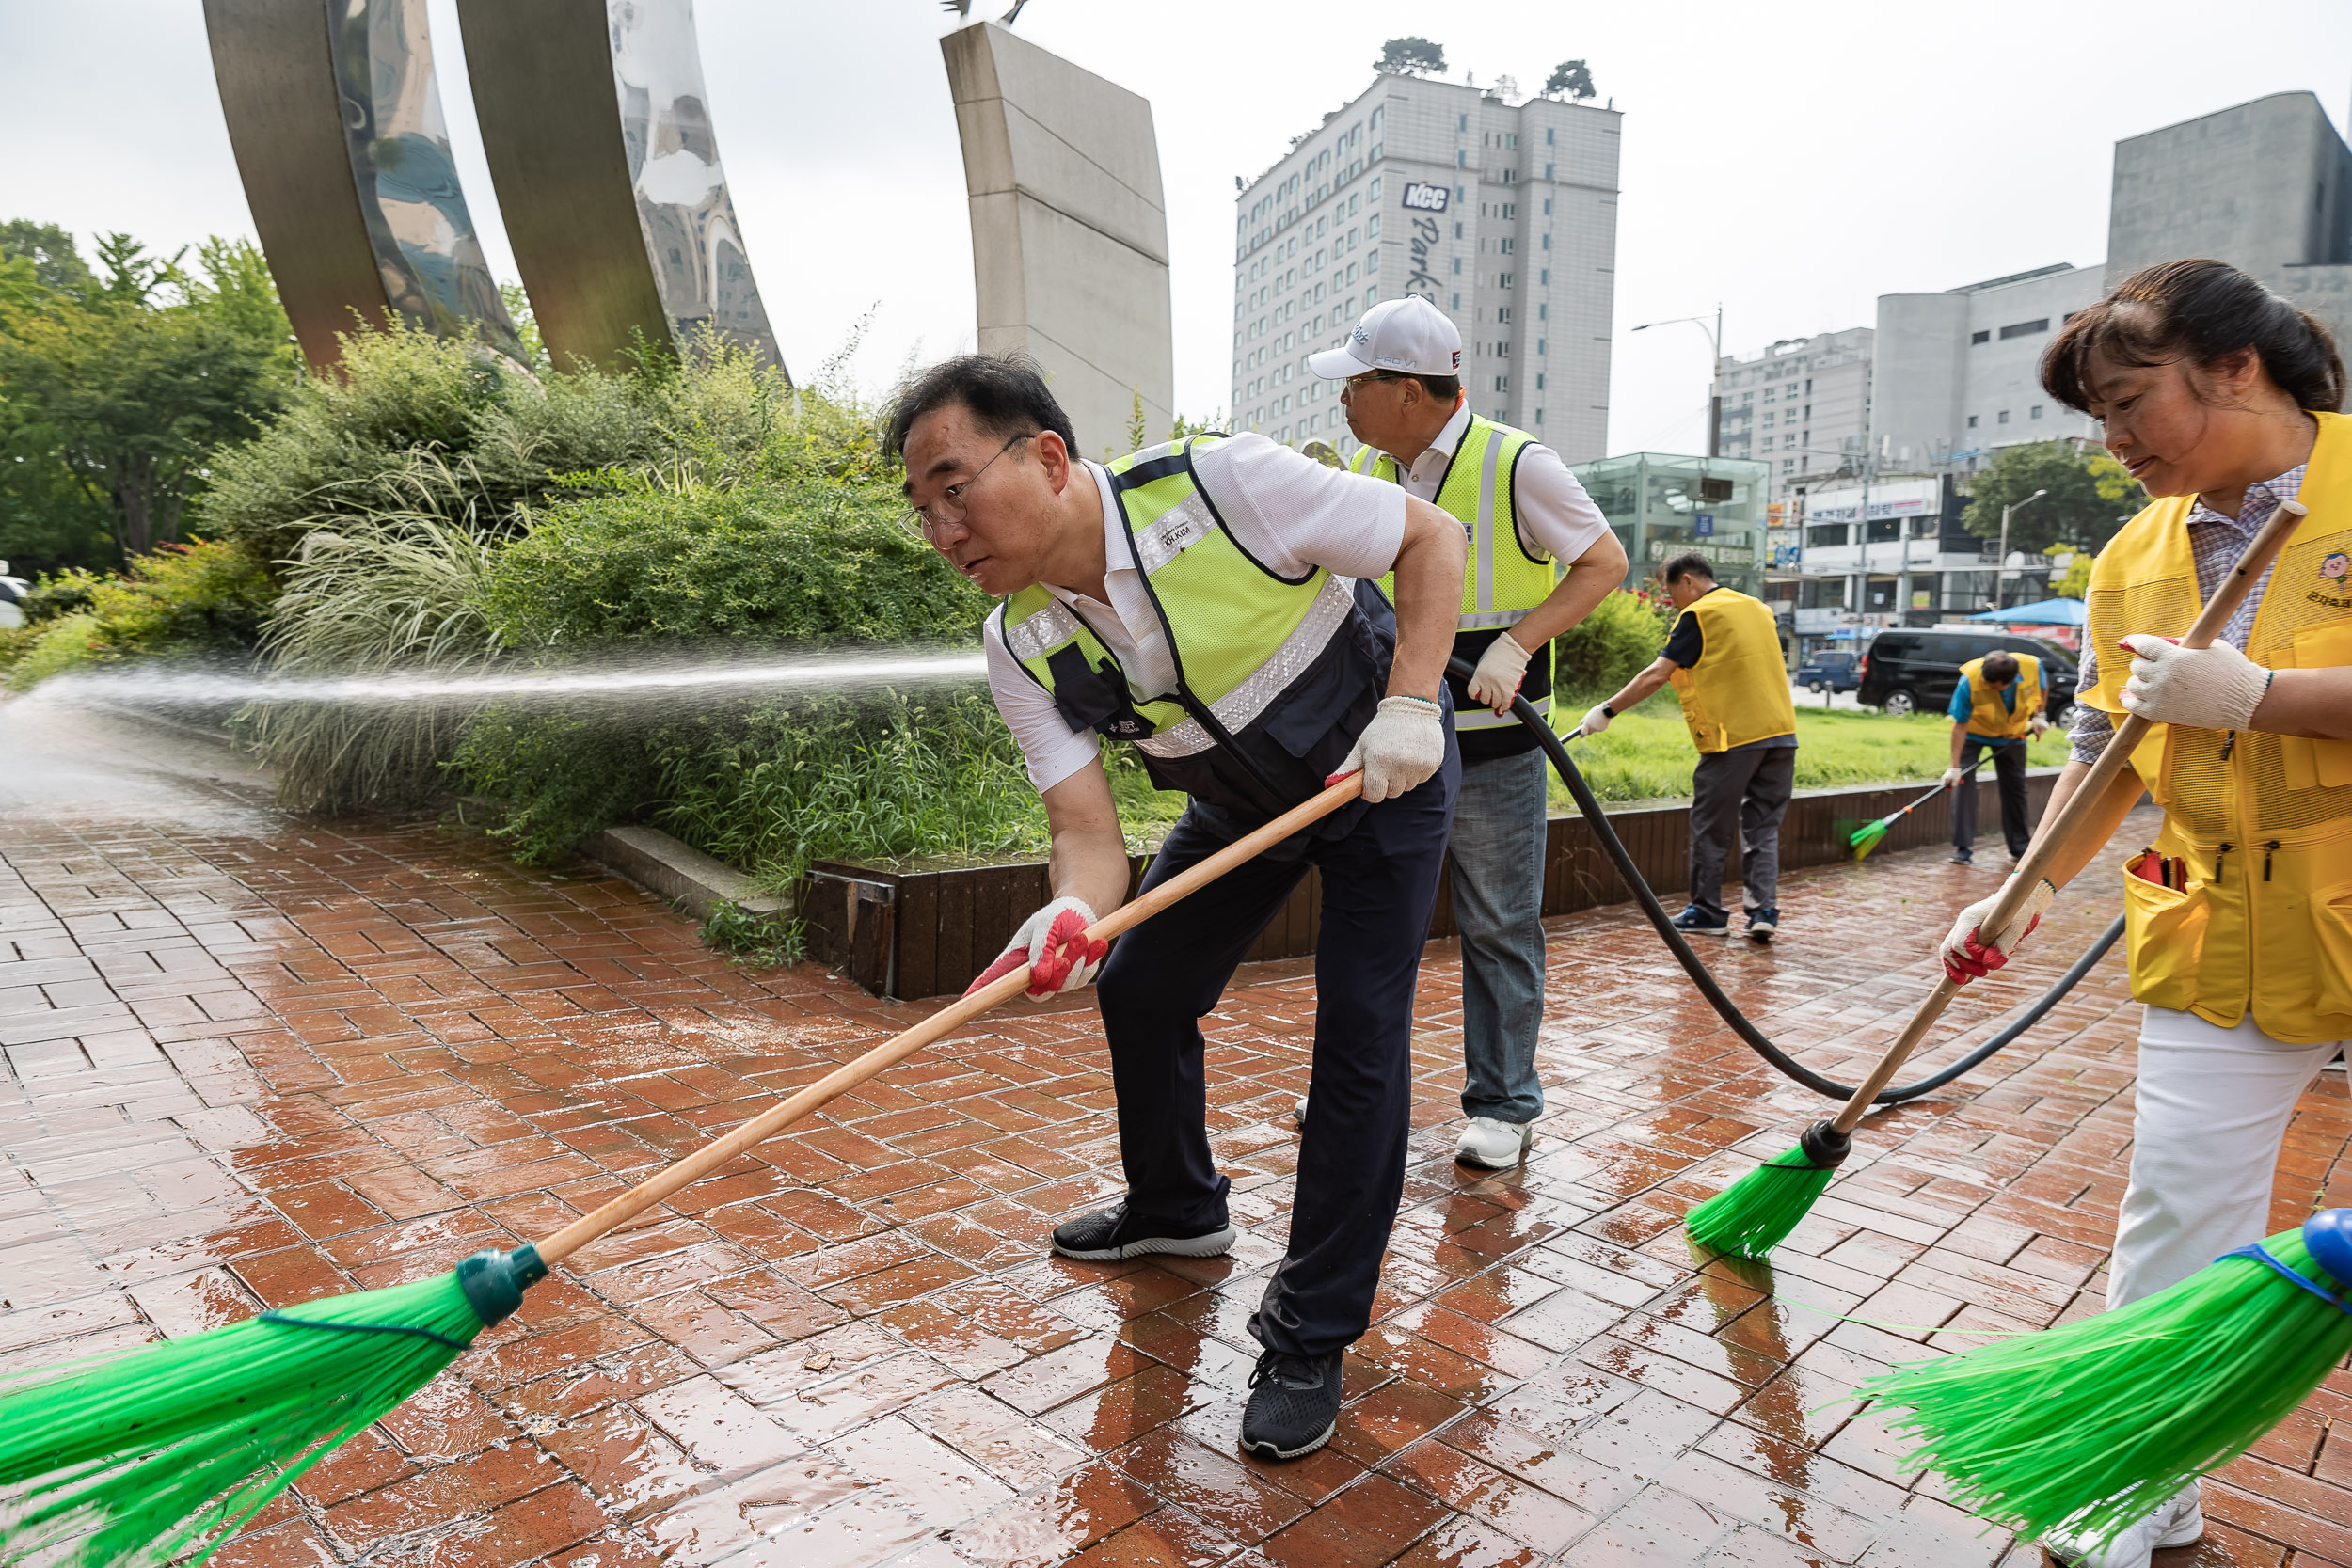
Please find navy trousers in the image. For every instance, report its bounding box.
[1093,751,1459,1360]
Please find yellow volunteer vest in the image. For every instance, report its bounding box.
[1358,414,1553,731]
[1668,588,1799,753]
[1958,654,2042,740]
[2082,408,2352,1044]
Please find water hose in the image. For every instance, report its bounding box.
[1456,659,2124,1105]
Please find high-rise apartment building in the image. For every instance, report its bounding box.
[1711,327,1873,499]
[1231,76,1620,463]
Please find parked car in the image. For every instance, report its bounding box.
[0,562,25,631]
[1857,627,2081,724]
[1794,650,1861,693]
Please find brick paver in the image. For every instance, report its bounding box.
[3,712,2348,1568]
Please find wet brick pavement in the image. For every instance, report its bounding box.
[3,711,2349,1568]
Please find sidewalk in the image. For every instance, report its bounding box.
[3,706,2347,1568]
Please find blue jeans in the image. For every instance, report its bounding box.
[1448,748,1548,1125]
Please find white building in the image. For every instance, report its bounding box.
[1872,263,2103,469]
[1231,75,1620,463]
[1712,327,1873,499]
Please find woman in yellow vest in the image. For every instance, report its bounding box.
[1936,259,2352,1568]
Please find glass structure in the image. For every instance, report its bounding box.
[1567,452,1772,596]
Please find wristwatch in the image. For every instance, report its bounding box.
[1600,704,1616,719]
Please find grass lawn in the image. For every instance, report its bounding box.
[1546,691,2074,808]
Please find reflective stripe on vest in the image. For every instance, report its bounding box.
[2081,408,2352,1043]
[1358,415,1552,729]
[1958,655,2042,740]
[997,435,1357,764]
[1666,588,1798,753]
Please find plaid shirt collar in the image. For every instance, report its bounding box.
[2185,463,2308,537]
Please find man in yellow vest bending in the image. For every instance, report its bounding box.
[1582,553,1800,938]
[1939,648,2048,864]
[1308,295,1628,1171]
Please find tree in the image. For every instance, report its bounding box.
[1960,440,2142,558]
[1375,37,1445,77]
[1544,60,1597,101]
[0,229,296,568]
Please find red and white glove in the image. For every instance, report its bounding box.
[963,895,1107,1000]
[2118,634,2273,732]
[1939,766,1968,789]
[1465,630,1534,715]
[1327,694,1446,802]
[1939,875,2055,986]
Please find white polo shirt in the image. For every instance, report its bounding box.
[982,434,1408,793]
[1388,404,1612,564]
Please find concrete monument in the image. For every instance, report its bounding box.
[942,21,1174,456]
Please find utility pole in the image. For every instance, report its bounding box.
[1634,309,1724,456]
[1995,489,2047,610]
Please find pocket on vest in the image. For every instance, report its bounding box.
[1258,614,1386,769]
[2122,857,2206,1013]
[2313,876,2352,1024]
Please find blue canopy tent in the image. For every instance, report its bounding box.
[1968,598,2086,626]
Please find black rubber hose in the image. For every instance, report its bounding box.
[1448,657,2123,1104]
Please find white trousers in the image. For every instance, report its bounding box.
[2107,1006,2344,1309]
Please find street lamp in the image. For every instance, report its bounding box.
[1994,488,2047,610]
[1633,305,1724,455]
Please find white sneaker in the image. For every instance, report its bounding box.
[1454,1117,1533,1170]
[2041,1483,2203,1568]
[1291,1096,1308,1128]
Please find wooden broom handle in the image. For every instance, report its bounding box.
[533,773,1368,1265]
[1827,497,2309,1134]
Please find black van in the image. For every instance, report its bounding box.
[1857,628,2081,722]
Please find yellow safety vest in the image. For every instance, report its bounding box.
[997,435,1395,817]
[1357,414,1553,731]
[2082,408,2352,1044]
[1668,588,1799,753]
[1958,654,2042,740]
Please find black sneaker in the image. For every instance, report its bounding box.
[1239,1349,1343,1460]
[1744,906,1778,942]
[1671,905,1729,937]
[1948,849,1974,864]
[1049,1200,1235,1262]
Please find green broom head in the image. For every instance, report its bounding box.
[0,1245,544,1568]
[1686,1120,1850,1258]
[1859,1208,2352,1556]
[1849,816,1893,860]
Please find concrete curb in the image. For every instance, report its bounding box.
[591,825,788,927]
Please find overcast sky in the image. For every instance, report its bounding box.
[6,2,2349,455]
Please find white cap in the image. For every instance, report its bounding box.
[1308,295,1463,380]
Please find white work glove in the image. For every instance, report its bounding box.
[1938,875,2055,986]
[1465,630,1534,715]
[1329,694,1445,802]
[1939,766,1967,789]
[2029,713,2051,737]
[962,895,1107,1000]
[2118,634,2274,732]
[1579,703,1613,737]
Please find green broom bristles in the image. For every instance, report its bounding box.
[1685,1121,1849,1258]
[0,1250,539,1568]
[1858,1216,2352,1556]
[1849,818,1891,860]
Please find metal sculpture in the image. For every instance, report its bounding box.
[203,0,523,372]
[454,0,783,374]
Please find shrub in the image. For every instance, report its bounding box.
[1,538,272,688]
[5,611,102,691]
[1552,587,1673,700]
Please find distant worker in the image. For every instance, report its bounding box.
[1307,295,1629,1171]
[1939,648,2048,865]
[889,354,1467,1464]
[1581,553,1798,940]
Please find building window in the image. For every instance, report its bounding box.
[1997,410,2010,424]
[1452,293,1461,309]
[1967,414,1979,428]
[1536,338,1546,356]
[1454,221,1464,240]
[1457,151,1467,167]
[1493,375,1508,392]
[1535,372,1545,390]
[1783,459,1795,473]
[1970,330,1990,345]
[1453,257,1462,274]
[1537,303,1547,320]
[1534,408,1544,423]
[1540,233,1550,250]
[1499,273,1514,289]
[2030,404,2044,420]
[1458,113,1468,131]
[1546,128,1555,145]
[1372,106,1383,130]
[1998,318,2050,341]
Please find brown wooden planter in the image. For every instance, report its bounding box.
[796,768,2063,1000]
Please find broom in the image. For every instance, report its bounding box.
[1860,1206,2352,1555]
[0,775,1367,1568]
[1848,753,1985,861]
[1687,497,2308,1259]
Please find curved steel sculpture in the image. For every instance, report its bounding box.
[454,0,784,374]
[204,0,523,372]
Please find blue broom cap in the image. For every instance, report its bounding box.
[2305,1209,2352,1293]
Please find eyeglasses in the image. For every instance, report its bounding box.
[1343,371,1407,392]
[899,433,1033,541]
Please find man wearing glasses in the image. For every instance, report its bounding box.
[887,354,1467,1462]
[1298,296,1626,1172]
